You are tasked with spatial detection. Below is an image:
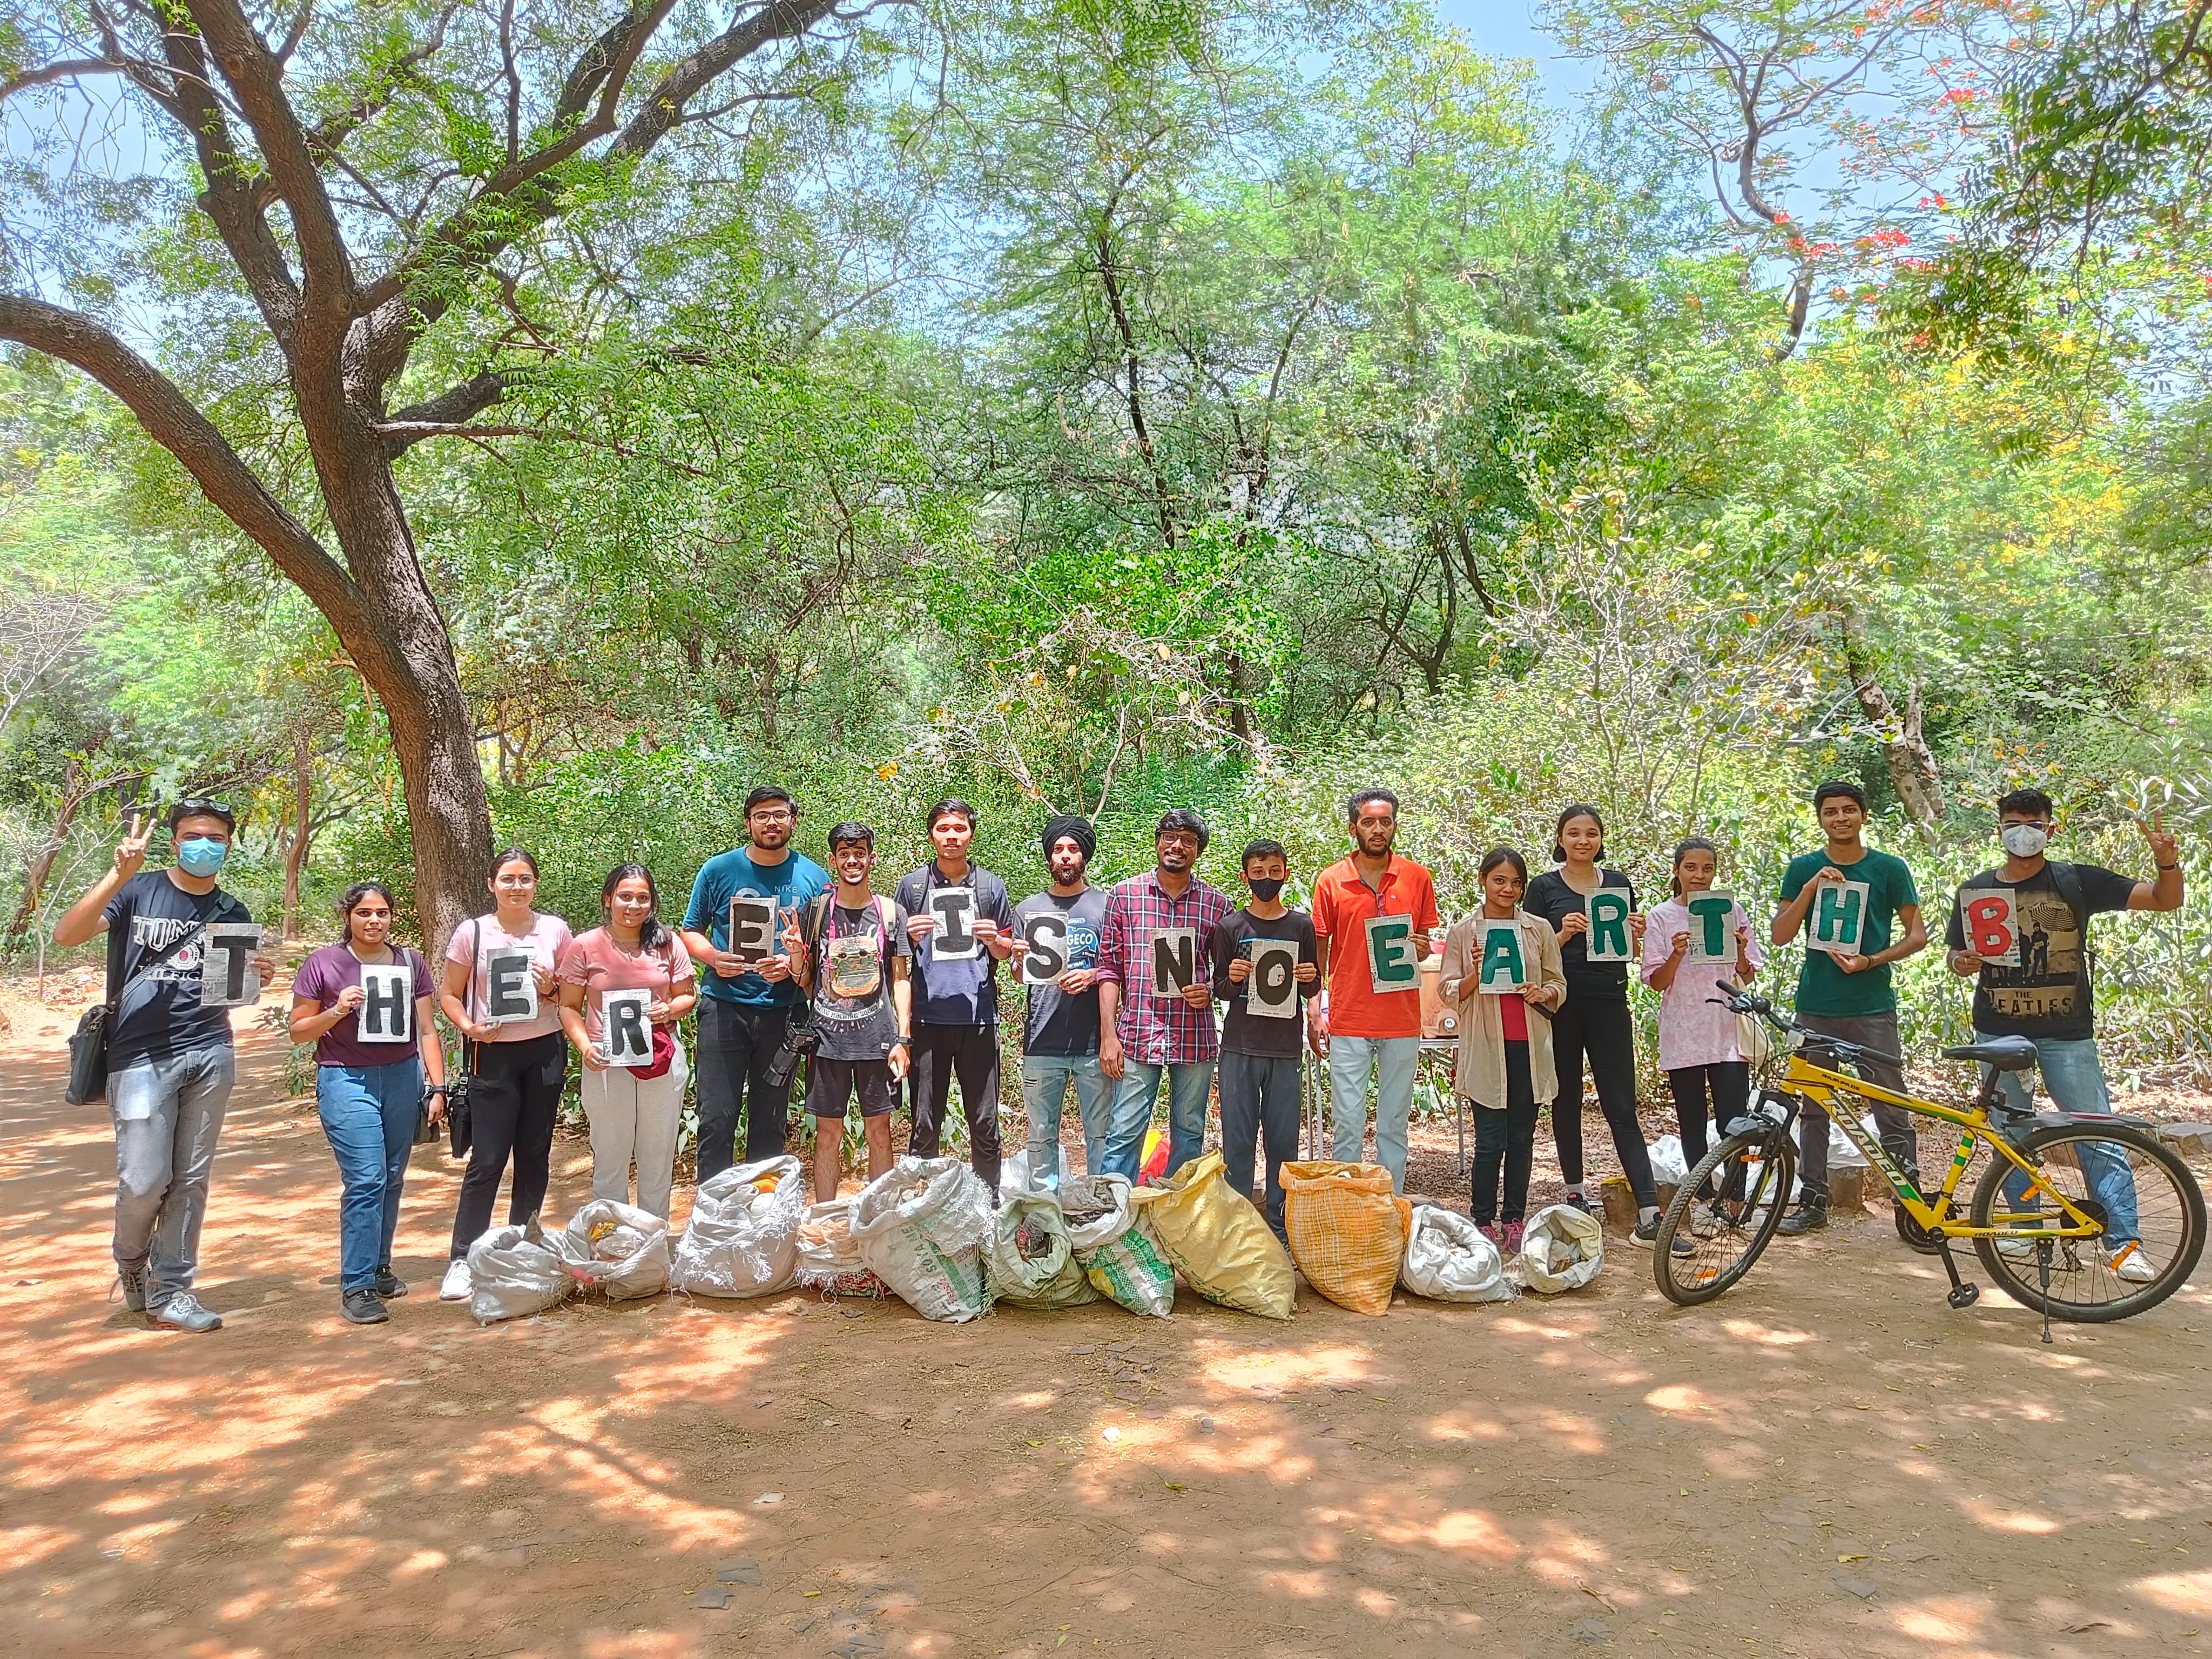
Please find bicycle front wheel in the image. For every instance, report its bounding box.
[1969,1122,2207,1323]
[1655,1128,1796,1306]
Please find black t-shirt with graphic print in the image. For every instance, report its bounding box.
[101,870,254,1068]
[807,896,912,1061]
[1944,862,2137,1042]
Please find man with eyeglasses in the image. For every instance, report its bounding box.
[53,798,275,1332]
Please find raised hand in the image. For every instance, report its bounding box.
[2143,809,2180,867]
[114,811,153,881]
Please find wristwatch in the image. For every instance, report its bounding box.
[426,1083,450,1096]
[890,1035,912,1049]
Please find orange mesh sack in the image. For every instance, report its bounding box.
[1280,1161,1411,1317]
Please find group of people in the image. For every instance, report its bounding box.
[55,775,2183,1331]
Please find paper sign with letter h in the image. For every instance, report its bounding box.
[1476,920,1527,993]
[1959,888,2021,968]
[356,965,414,1044]
[1805,881,1871,956]
[1584,891,1634,963]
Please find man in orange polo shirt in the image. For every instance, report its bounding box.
[1311,787,1440,1192]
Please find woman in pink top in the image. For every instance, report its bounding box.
[557,864,698,1220]
[1641,837,1764,1171]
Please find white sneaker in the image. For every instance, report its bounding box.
[2104,1245,2157,1284]
[439,1259,473,1301]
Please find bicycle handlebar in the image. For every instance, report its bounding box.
[1706,982,1905,1070]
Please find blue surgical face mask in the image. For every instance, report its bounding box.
[176,837,229,877]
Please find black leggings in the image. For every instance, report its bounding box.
[1550,994,1656,1208]
[1668,1062,1751,1170]
[1470,1041,1541,1226]
[908,1022,1003,1190]
[449,1032,567,1259]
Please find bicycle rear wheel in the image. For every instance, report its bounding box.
[1970,1123,2207,1323]
[1654,1128,1796,1306]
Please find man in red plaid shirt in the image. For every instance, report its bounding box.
[1097,809,1232,1182]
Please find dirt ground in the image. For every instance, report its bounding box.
[7,982,2212,1659]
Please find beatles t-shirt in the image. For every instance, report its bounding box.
[1944,862,2136,1042]
[1014,888,1108,1056]
[101,871,254,1068]
[808,898,912,1061]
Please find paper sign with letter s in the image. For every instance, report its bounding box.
[356,964,414,1044]
[197,922,262,1009]
[1365,914,1420,992]
[602,988,655,1069]
[1805,880,1871,956]
[929,887,980,962]
[1020,912,1068,986]
[1244,939,1300,1020]
[1959,887,2021,968]
[1683,890,1736,966]
[1476,920,1528,993]
[1150,928,1198,996]
[1584,890,1634,963]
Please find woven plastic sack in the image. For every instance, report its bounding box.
[1398,1203,1514,1303]
[467,1219,571,1325]
[1140,1149,1294,1320]
[1515,1202,1604,1294]
[794,1198,889,1298]
[984,1192,1101,1310]
[1281,1160,1411,1317]
[671,1156,807,1298]
[851,1156,996,1323]
[558,1199,671,1300]
[1058,1174,1174,1317]
[1648,1134,1689,1188]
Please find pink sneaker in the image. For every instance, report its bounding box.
[1476,1221,1501,1245]
[1502,1221,1526,1253]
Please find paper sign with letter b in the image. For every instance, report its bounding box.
[1959,887,2021,968]
[1020,912,1068,986]
[728,895,779,964]
[1244,939,1299,1020]
[1584,890,1634,963]
[602,988,655,1069]
[929,887,980,962]
[483,946,538,1025]
[1150,928,1198,996]
[197,922,262,1009]
[1365,914,1420,993]
[1805,880,1871,956]
[1476,920,1528,993]
[1684,891,1736,966]
[356,964,414,1044]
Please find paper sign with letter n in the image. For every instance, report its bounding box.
[356,964,414,1044]
[1960,887,2021,968]
[728,895,779,964]
[929,887,980,961]
[1365,914,1420,992]
[1020,912,1068,986]
[602,988,655,1069]
[197,922,262,1008]
[1806,880,1871,956]
[1584,890,1634,963]
[483,946,538,1024]
[1245,939,1300,1020]
[1684,891,1736,966]
[1476,920,1527,993]
[1150,928,1198,996]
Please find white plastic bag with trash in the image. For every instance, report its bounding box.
[1058,1173,1175,1317]
[1647,1134,1690,1188]
[794,1197,888,1297]
[1829,1115,1872,1168]
[851,1156,996,1323]
[467,1218,571,1325]
[671,1156,808,1298]
[558,1199,671,1301]
[1515,1202,1604,1294]
[985,1191,1101,1310]
[996,1148,1033,1198]
[1398,1203,1515,1303]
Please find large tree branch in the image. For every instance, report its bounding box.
[382,369,509,454]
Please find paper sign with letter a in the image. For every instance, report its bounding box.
[356,964,414,1044]
[1150,928,1198,996]
[1365,913,1420,993]
[1959,887,2021,968]
[1805,880,1871,956]
[1244,939,1300,1020]
[728,895,779,964]
[482,946,538,1025]
[929,887,980,961]
[602,988,655,1069]
[1683,890,1736,966]
[1476,920,1528,993]
[1020,911,1068,986]
[197,922,262,1009]
[1584,890,1634,963]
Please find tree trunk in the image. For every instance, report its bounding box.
[281,727,313,940]
[1839,611,1946,833]
[6,752,100,945]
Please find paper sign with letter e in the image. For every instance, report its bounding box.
[1476,920,1528,993]
[602,988,655,1069]
[482,946,539,1025]
[197,922,262,1008]
[1683,891,1737,966]
[1805,880,1871,956]
[1020,912,1069,986]
[1365,914,1421,993]
[1584,890,1634,963]
[355,964,414,1044]
[1150,928,1199,996]
[1959,887,2021,968]
[928,887,980,961]
[728,895,779,965]
[1244,939,1300,1020]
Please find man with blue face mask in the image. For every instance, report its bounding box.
[54,799,271,1332]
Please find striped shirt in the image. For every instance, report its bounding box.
[1096,869,1233,1066]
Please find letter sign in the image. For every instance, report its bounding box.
[1365,914,1420,991]
[483,946,538,1024]
[602,988,655,1069]
[1684,891,1736,965]
[929,887,980,961]
[729,895,779,964]
[197,922,262,1008]
[356,964,414,1044]
[1960,887,2021,968]
[1805,881,1870,956]
[1150,928,1198,996]
[1021,911,1068,986]
[1245,938,1299,1020]
[1584,890,1634,963]
[1476,920,1528,993]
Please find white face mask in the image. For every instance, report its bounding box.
[2000,822,2049,858]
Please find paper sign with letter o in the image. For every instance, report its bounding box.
[602,988,655,1069]
[197,921,263,1009]
[728,895,779,964]
[1805,880,1871,956]
[1584,890,1634,963]
[1244,938,1300,1020]
[1684,890,1736,966]
[1020,912,1068,986]
[482,946,539,1025]
[929,887,980,962]
[1365,914,1420,992]
[356,964,414,1044]
[1150,928,1198,996]
[1476,920,1528,993]
[1959,887,2021,968]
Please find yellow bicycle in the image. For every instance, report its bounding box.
[1654,984,2206,1328]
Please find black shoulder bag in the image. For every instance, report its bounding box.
[66,919,208,1107]
[444,919,481,1158]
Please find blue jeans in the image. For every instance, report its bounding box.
[317,1059,424,1292]
[1103,1060,1215,1181]
[1328,1034,1421,1191]
[1022,1055,1111,1189]
[110,1045,237,1304]
[1990,1035,2139,1246]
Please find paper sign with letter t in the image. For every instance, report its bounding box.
[1959,887,2021,968]
[1805,880,1871,956]
[1683,891,1736,966]
[197,922,262,1009]
[1476,920,1528,993]
[1584,890,1634,963]
[1365,914,1421,992]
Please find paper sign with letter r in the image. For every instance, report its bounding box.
[1805,880,1871,956]
[728,895,779,964]
[1584,890,1634,963]
[929,887,980,961]
[197,921,262,1009]
[1959,887,2021,968]
[1020,912,1068,986]
[1150,928,1198,996]
[356,964,414,1044]
[1244,939,1299,1020]
[1684,890,1736,966]
[482,946,539,1024]
[1476,920,1527,993]
[602,988,655,1069]
[1365,913,1420,992]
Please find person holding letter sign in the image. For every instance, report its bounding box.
[290,882,446,1324]
[1311,788,1441,1193]
[1771,781,1928,1236]
[52,798,275,1333]
[1210,840,1321,1240]
[1096,809,1232,1182]
[1438,849,1566,1251]
[1943,789,2184,1283]
[1642,838,1763,1173]
[1010,816,1111,1189]
[557,865,698,1221]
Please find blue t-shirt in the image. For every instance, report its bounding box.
[683,847,831,1007]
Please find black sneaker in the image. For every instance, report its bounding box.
[373,1268,409,1299]
[1631,1217,1696,1257]
[1560,1192,1595,1215]
[1777,1201,1830,1236]
[341,1288,390,1325]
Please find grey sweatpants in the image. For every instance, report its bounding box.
[1795,1011,1918,1204]
[109,1045,235,1303]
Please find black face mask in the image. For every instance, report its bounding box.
[1246,877,1285,902]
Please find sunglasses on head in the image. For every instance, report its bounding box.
[166,796,235,830]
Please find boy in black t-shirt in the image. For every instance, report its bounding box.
[1210,840,1321,1238]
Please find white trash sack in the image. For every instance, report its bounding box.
[467,1219,571,1325]
[996,1148,1033,1198]
[1648,1134,1690,1188]
[671,1156,808,1298]
[558,1199,671,1301]
[1057,1172,1176,1317]
[1514,1202,1605,1294]
[1398,1202,1515,1303]
[794,1198,888,1297]
[851,1156,996,1323]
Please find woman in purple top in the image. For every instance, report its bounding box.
[289,881,445,1326]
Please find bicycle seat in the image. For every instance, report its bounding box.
[1941,1035,2039,1072]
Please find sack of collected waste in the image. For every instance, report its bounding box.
[794,1198,889,1298]
[984,1191,1101,1310]
[1397,1203,1514,1303]
[1514,1202,1604,1294]
[1139,1149,1294,1320]
[466,1218,571,1325]
[1057,1173,1175,1317]
[850,1156,996,1323]
[1280,1159,1411,1317]
[671,1156,807,1298]
[558,1199,671,1301]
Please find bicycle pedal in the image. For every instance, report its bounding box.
[1946,1282,1980,1310]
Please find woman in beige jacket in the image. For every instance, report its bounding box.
[1439,848,1567,1251]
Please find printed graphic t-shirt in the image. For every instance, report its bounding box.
[292,943,435,1068]
[1944,862,2136,1042]
[1777,846,1920,1019]
[808,898,912,1061]
[102,871,254,1068]
[1014,888,1108,1057]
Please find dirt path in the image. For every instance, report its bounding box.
[5,1012,2212,1659]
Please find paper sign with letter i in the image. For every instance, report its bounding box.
[929,887,980,961]
[728,895,779,964]
[1244,939,1300,1020]
[197,922,262,1009]
[356,964,414,1044]
[1020,911,1068,985]
[1584,890,1634,963]
[1365,913,1420,992]
[602,988,655,1069]
[482,946,538,1024]
[1805,880,1871,956]
[1476,920,1528,993]
[1959,887,2021,968]
[1150,928,1198,996]
[1683,890,1736,966]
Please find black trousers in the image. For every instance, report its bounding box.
[909,1022,1002,1190]
[1217,1050,1301,1236]
[1669,1061,1752,1169]
[1550,993,1657,1208]
[1471,1041,1541,1226]
[448,1031,567,1259]
[694,997,797,1182]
